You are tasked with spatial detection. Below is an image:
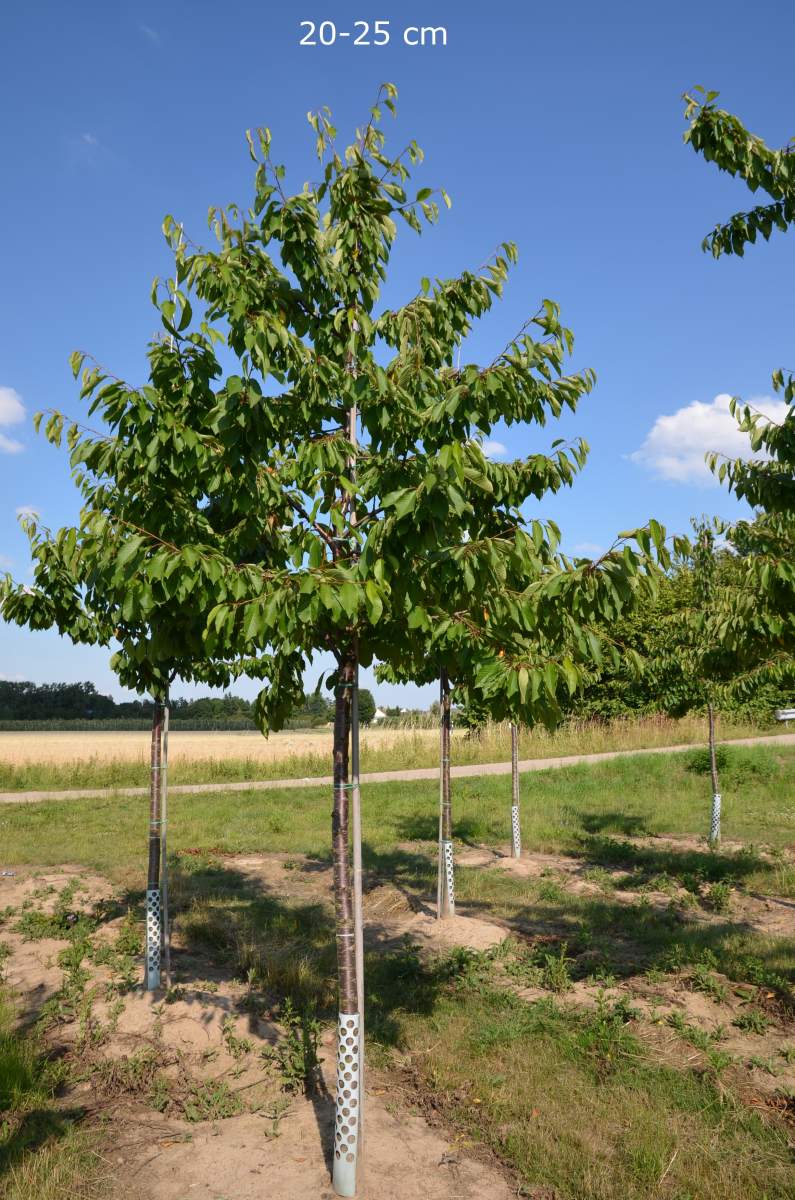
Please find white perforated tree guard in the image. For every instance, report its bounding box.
[511,804,521,858]
[709,793,721,846]
[332,1011,360,1197]
[145,887,161,990]
[441,838,455,915]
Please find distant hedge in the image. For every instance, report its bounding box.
[0,718,261,732]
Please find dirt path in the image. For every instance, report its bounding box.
[2,731,794,805]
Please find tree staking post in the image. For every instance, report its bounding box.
[331,668,360,1198]
[161,689,172,987]
[707,702,721,848]
[438,668,454,918]
[510,722,521,858]
[145,697,164,990]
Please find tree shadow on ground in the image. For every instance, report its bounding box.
[573,834,767,890]
[0,1105,88,1181]
[454,883,795,1001]
[578,811,651,839]
[393,811,487,847]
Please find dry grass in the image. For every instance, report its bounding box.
[0,714,776,793]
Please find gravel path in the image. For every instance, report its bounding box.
[1,732,793,805]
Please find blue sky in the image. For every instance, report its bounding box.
[1,0,794,706]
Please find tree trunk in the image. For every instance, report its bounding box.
[350,656,365,1157]
[510,722,521,858]
[332,655,360,1198]
[438,669,455,918]
[161,693,171,988]
[708,703,721,847]
[145,700,163,990]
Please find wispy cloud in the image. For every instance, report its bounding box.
[0,386,25,454]
[15,505,40,520]
[572,542,605,558]
[0,553,13,570]
[81,132,99,147]
[482,439,507,459]
[139,24,161,44]
[630,393,787,486]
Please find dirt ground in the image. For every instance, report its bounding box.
[0,727,440,768]
[2,845,794,1199]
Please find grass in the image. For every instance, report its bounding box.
[0,988,103,1198]
[1,742,793,1199]
[0,713,779,791]
[387,975,794,1200]
[1,744,792,892]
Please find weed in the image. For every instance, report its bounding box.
[537,879,566,903]
[690,964,729,1004]
[685,745,730,775]
[703,881,732,913]
[666,1012,725,1053]
[265,998,322,1095]
[733,1008,771,1035]
[541,943,574,993]
[582,867,616,892]
[706,1048,734,1073]
[748,1056,779,1075]
[221,1015,253,1060]
[183,1079,243,1122]
[577,992,639,1078]
[585,963,618,988]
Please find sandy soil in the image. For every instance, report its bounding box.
[0,727,439,767]
[0,865,516,1200]
[2,847,794,1199]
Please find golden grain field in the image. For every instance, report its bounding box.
[0,727,440,767]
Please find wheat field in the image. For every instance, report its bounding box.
[0,727,438,767]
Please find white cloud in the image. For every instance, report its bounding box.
[81,132,99,147]
[482,439,507,459]
[630,393,787,486]
[139,24,161,44]
[15,505,40,520]
[572,542,605,558]
[0,554,13,570]
[0,386,25,453]
[0,387,25,426]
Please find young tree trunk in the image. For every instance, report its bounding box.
[332,655,360,1198]
[145,700,163,990]
[708,703,721,847]
[350,655,365,1161]
[160,692,171,988]
[510,722,521,858]
[437,669,455,918]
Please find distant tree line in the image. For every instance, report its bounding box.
[0,680,378,727]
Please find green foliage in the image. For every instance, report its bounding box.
[0,84,670,740]
[686,746,730,775]
[357,688,376,726]
[682,89,795,695]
